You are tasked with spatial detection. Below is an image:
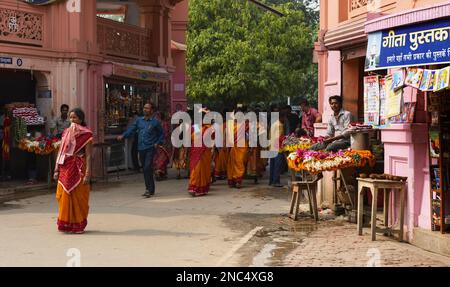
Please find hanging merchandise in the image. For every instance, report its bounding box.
[385,75,403,118]
[12,106,44,126]
[420,70,437,91]
[2,115,11,161]
[405,67,424,89]
[363,76,381,126]
[14,116,27,143]
[434,67,450,91]
[379,77,388,126]
[391,69,405,90]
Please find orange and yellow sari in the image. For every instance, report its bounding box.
[213,123,228,178]
[227,122,248,187]
[247,147,264,178]
[55,124,93,233]
[188,125,212,196]
[214,148,229,178]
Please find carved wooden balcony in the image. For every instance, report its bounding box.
[97,17,152,62]
[0,7,43,47]
[349,0,397,19]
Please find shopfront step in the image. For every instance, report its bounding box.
[412,227,450,258]
[0,182,55,204]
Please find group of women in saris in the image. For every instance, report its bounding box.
[187,110,267,196]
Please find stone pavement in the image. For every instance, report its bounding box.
[283,221,450,267]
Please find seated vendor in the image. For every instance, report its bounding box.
[310,95,353,152]
[294,127,308,138]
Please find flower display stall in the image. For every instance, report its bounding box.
[287,149,376,174]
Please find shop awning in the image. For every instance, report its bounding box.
[171,40,187,51]
[324,18,367,50]
[108,62,170,82]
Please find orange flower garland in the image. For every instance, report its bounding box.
[18,138,61,156]
[287,149,375,174]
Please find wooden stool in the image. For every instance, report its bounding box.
[357,178,406,242]
[289,174,322,221]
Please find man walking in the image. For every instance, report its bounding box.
[118,103,164,198]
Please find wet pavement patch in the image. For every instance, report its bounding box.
[222,213,320,266]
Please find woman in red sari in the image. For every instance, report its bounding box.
[188,115,213,197]
[53,108,93,234]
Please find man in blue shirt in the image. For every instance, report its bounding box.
[118,103,164,198]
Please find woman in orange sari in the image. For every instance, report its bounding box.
[188,121,212,197]
[53,108,93,234]
[227,119,248,189]
[213,120,228,180]
[214,147,229,180]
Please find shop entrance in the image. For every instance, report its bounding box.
[104,79,167,172]
[0,68,52,184]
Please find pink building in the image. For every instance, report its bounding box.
[0,0,186,178]
[171,0,188,114]
[315,0,450,254]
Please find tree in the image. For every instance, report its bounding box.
[187,0,318,109]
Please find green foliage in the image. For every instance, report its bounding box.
[187,0,319,108]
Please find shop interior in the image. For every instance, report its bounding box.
[0,68,51,183]
[104,79,167,172]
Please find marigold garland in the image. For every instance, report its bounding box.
[281,135,318,153]
[287,149,375,174]
[18,137,61,156]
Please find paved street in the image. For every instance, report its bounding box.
[284,222,450,267]
[0,172,449,267]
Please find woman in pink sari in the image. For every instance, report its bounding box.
[53,108,93,234]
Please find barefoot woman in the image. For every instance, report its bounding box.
[54,108,93,234]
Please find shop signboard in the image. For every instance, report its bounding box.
[20,0,60,5]
[113,65,170,82]
[0,57,13,65]
[365,17,450,71]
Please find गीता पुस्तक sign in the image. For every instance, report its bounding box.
[365,17,450,71]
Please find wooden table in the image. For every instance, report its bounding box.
[357,178,406,242]
[289,173,323,221]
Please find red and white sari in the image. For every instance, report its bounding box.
[55,123,93,233]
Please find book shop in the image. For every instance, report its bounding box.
[363,7,450,245]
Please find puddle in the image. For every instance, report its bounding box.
[250,243,277,267]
